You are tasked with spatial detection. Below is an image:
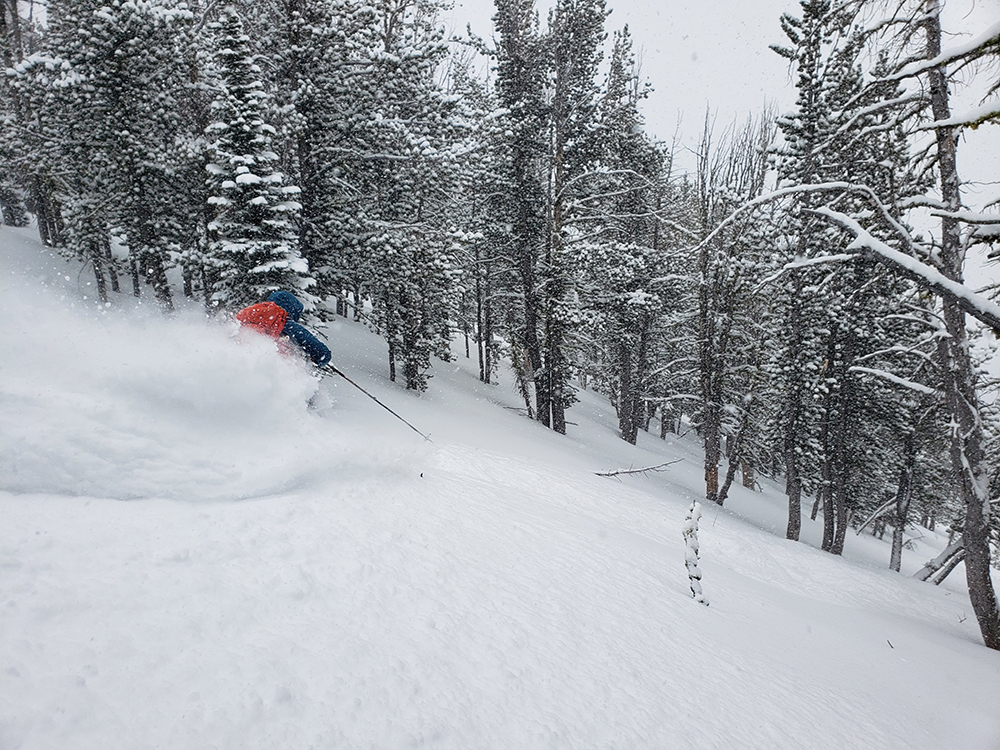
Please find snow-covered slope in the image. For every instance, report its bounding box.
[2,227,999,749]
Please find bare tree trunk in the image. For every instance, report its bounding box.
[889,433,915,572]
[718,394,754,506]
[461,291,470,359]
[483,260,494,385]
[103,236,119,294]
[931,549,966,585]
[618,337,636,443]
[704,411,721,506]
[385,293,397,383]
[182,264,194,298]
[785,447,803,541]
[818,411,834,549]
[136,195,173,311]
[476,251,485,383]
[914,537,964,582]
[830,388,850,556]
[89,242,108,304]
[130,252,141,298]
[783,276,806,541]
[633,317,651,432]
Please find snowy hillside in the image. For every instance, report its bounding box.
[2,227,999,749]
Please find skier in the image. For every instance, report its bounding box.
[235,291,331,367]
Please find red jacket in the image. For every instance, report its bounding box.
[235,302,289,339]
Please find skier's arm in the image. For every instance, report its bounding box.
[282,320,332,366]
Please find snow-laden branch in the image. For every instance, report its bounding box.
[675,182,866,269]
[810,207,1000,333]
[856,497,899,535]
[854,344,935,366]
[920,102,1000,130]
[759,253,856,285]
[849,366,937,396]
[880,21,1000,82]
[929,209,1000,225]
[810,94,924,158]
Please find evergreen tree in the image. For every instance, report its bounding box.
[204,6,311,309]
[15,0,193,306]
[0,0,34,228]
[581,27,669,444]
[492,0,550,420]
[356,0,466,390]
[692,115,775,507]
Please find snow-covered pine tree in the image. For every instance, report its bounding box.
[6,49,68,248]
[764,0,999,645]
[255,0,378,312]
[767,0,841,540]
[534,0,609,434]
[204,6,311,310]
[691,115,775,507]
[353,0,466,390]
[15,0,192,307]
[828,0,1000,648]
[492,0,551,421]
[0,0,34,228]
[84,0,194,309]
[912,0,999,649]
[580,26,669,445]
[443,58,504,385]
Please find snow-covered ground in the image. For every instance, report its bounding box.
[2,226,999,749]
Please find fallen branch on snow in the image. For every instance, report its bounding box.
[595,459,683,478]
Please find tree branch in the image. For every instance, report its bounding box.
[595,459,683,478]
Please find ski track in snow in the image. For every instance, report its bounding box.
[2,226,1000,749]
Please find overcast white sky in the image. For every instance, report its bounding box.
[444,0,999,190]
[445,0,799,144]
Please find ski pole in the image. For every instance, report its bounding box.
[322,364,432,442]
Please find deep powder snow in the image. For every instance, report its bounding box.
[2,227,999,749]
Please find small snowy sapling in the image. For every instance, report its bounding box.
[683,500,709,606]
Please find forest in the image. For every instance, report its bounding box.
[1,0,999,649]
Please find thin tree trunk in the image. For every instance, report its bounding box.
[103,236,120,294]
[632,317,651,437]
[818,413,834,550]
[931,549,966,586]
[889,433,915,573]
[182,264,193,298]
[386,296,397,383]
[476,252,485,383]
[704,410,721,506]
[785,452,802,541]
[830,382,850,556]
[89,242,108,304]
[483,260,494,385]
[130,252,141,298]
[618,337,636,443]
[719,391,756,506]
[461,292,470,359]
[783,276,806,541]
